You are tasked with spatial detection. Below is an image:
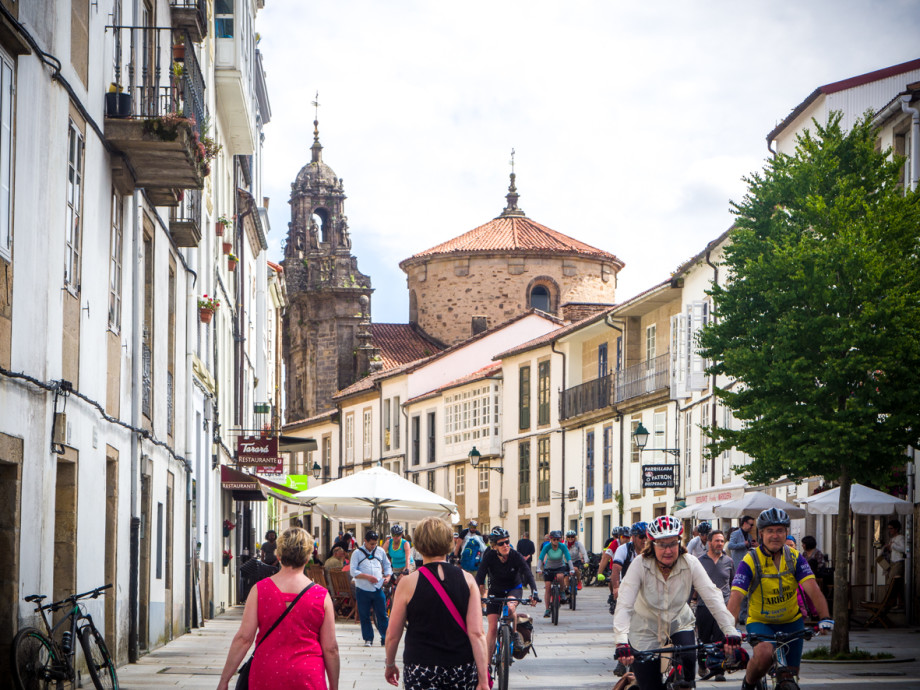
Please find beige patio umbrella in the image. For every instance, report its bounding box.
[714,491,806,519]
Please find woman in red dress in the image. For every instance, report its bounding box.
[218,527,340,689]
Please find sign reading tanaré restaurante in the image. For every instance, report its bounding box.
[237,436,279,466]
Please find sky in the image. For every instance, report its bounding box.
[256,0,920,324]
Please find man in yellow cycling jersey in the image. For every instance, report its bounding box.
[727,508,832,690]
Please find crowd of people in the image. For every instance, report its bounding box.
[215,506,906,690]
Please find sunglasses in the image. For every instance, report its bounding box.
[495,540,510,547]
[654,541,679,551]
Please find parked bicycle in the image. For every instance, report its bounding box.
[627,641,733,690]
[13,584,118,690]
[481,595,538,690]
[745,626,816,690]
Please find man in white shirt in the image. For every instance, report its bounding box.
[877,519,906,608]
[686,521,711,559]
[350,530,393,647]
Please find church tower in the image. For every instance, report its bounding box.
[281,110,376,422]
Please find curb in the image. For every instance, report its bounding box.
[802,657,915,665]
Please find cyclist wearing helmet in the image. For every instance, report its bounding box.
[564,530,588,592]
[728,508,832,690]
[614,515,741,690]
[686,521,712,559]
[476,527,538,659]
[383,524,413,578]
[537,530,574,617]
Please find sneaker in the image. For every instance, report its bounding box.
[714,674,726,682]
[543,608,551,618]
[608,600,616,615]
[607,593,614,605]
[364,640,373,647]
[577,580,582,590]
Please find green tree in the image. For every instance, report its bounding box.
[699,113,920,652]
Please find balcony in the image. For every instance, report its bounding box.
[170,0,207,43]
[169,188,201,247]
[614,352,670,404]
[105,26,209,205]
[215,15,256,154]
[560,373,612,421]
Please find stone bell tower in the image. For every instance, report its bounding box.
[281,109,377,422]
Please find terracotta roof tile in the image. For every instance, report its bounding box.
[401,215,623,267]
[369,323,444,369]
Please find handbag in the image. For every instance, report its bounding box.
[236,582,315,689]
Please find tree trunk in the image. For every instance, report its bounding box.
[830,468,852,654]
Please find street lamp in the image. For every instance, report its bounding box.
[632,422,680,457]
[468,446,503,473]
[312,461,323,480]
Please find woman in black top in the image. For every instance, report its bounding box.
[475,527,538,666]
[384,517,488,690]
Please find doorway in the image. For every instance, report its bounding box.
[139,473,151,651]
[54,453,78,616]
[105,451,118,659]
[0,435,23,677]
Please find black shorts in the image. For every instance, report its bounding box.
[485,588,523,616]
[543,566,569,582]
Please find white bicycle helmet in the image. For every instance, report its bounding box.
[647,515,683,541]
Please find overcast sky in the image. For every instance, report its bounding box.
[256,1,920,324]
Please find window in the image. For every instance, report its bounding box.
[722,404,733,478]
[215,0,234,37]
[345,413,354,464]
[629,418,641,497]
[519,366,531,430]
[598,343,608,378]
[603,425,613,500]
[537,360,550,426]
[537,436,550,502]
[322,435,332,478]
[456,465,465,495]
[412,472,419,485]
[411,415,420,466]
[108,192,124,331]
[518,441,531,505]
[427,411,436,463]
[383,399,391,451]
[64,121,84,290]
[444,384,498,445]
[615,336,623,372]
[393,396,401,449]
[684,410,693,482]
[427,471,435,492]
[479,465,489,492]
[530,285,550,312]
[653,410,666,463]
[646,324,656,361]
[585,516,593,553]
[363,409,372,460]
[602,514,611,544]
[585,431,595,503]
[0,52,13,259]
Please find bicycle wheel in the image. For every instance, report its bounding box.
[12,627,58,690]
[569,576,577,611]
[79,626,118,689]
[775,680,799,690]
[496,625,511,690]
[551,585,559,625]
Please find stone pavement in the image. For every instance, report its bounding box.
[116,587,920,689]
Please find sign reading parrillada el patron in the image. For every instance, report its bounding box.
[642,464,677,489]
[237,436,279,466]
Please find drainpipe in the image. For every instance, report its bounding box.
[705,248,719,488]
[128,187,141,663]
[551,341,566,528]
[901,96,920,191]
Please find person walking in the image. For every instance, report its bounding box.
[727,515,756,623]
[351,530,392,647]
[516,531,536,568]
[217,527,339,690]
[384,517,489,690]
[260,530,279,568]
[456,520,487,575]
[695,530,735,681]
[614,516,741,690]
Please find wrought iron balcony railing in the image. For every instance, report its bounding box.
[560,373,613,420]
[614,352,670,403]
[170,0,208,42]
[169,188,201,246]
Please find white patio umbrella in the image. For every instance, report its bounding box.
[675,501,727,520]
[799,483,912,516]
[714,491,806,519]
[291,466,461,525]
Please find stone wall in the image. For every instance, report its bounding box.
[404,253,620,345]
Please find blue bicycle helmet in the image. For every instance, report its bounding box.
[697,521,712,535]
[757,508,790,531]
[631,521,648,537]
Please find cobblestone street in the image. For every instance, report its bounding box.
[116,587,920,689]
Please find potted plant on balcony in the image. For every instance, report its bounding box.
[222,241,232,255]
[227,252,238,271]
[172,34,185,62]
[198,294,220,323]
[216,214,232,237]
[105,83,132,118]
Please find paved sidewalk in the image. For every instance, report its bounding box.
[116,587,920,689]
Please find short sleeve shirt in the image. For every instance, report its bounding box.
[731,546,814,624]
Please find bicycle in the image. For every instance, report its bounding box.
[582,551,601,586]
[628,641,731,689]
[481,596,537,690]
[745,626,816,690]
[567,564,580,611]
[547,572,564,625]
[13,583,118,690]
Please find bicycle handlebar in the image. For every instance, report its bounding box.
[481,596,540,604]
[29,584,113,611]
[632,641,725,660]
[744,626,817,645]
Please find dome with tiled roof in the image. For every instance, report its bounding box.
[292,119,341,190]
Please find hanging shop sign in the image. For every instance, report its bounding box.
[237,436,279,466]
[642,464,677,489]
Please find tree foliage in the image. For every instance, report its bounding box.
[700,112,920,487]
